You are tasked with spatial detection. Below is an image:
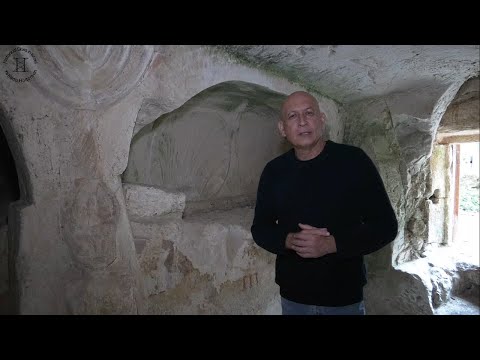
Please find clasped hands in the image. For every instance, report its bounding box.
[285,223,337,258]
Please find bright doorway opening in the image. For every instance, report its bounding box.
[454,142,479,265]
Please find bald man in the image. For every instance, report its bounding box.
[251,91,398,315]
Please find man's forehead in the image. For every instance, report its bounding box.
[282,97,318,112]
[285,90,316,102]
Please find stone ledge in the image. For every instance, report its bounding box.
[123,183,185,223]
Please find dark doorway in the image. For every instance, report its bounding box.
[0,124,20,313]
[0,125,20,225]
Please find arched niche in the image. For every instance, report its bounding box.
[123,80,291,215]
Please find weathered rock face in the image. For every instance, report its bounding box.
[344,99,406,263]
[428,145,452,247]
[365,251,480,315]
[127,204,279,314]
[438,77,479,136]
[1,44,477,315]
[122,184,280,314]
[0,45,341,314]
[344,80,465,263]
[124,81,290,212]
[365,261,434,315]
[217,46,479,103]
[0,45,154,314]
[122,81,342,314]
[344,75,479,314]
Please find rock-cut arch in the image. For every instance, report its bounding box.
[0,104,33,314]
[123,80,291,215]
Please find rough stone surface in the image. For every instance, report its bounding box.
[455,262,480,288]
[438,133,480,144]
[366,234,480,314]
[1,44,478,315]
[217,45,479,103]
[365,266,434,315]
[429,266,455,308]
[438,77,479,135]
[130,208,280,314]
[434,296,480,315]
[343,99,408,263]
[428,145,451,246]
[345,76,477,265]
[0,45,155,314]
[0,45,329,314]
[30,45,154,110]
[426,249,480,313]
[124,81,341,214]
[124,82,288,206]
[344,68,479,314]
[123,183,185,222]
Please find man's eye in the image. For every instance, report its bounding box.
[288,114,296,119]
[306,111,314,116]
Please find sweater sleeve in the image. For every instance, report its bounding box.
[333,149,398,258]
[251,164,290,255]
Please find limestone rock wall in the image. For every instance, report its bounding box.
[122,80,342,314]
[2,44,475,315]
[0,45,342,314]
[437,77,479,136]
[344,77,478,314]
[124,81,291,213]
[428,145,452,247]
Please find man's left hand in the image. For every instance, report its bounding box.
[290,223,337,258]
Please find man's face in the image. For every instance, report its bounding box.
[278,93,325,150]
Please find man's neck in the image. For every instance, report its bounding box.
[294,139,327,161]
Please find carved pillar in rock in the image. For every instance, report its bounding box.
[2,45,153,314]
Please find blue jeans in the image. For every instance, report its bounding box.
[281,296,366,315]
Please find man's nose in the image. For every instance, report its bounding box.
[298,115,307,126]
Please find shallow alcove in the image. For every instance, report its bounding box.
[122,81,294,314]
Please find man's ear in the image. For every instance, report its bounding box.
[319,111,326,124]
[277,121,286,137]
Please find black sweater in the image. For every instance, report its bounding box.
[251,140,398,306]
